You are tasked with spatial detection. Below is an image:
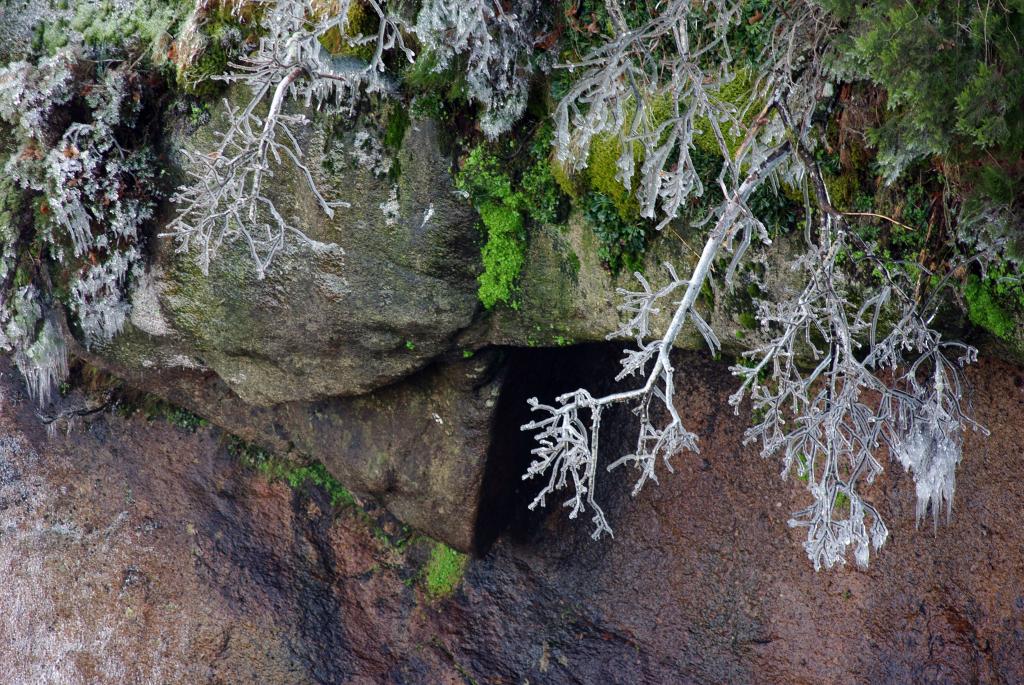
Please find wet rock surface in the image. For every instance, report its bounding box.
[1,351,1023,684]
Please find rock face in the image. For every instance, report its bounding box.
[77,337,505,552]
[145,108,482,406]
[79,97,792,552]
[2,351,1022,683]
[75,102,501,550]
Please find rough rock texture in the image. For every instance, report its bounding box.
[134,107,482,406]
[67,102,500,551]
[2,350,1022,683]
[75,339,505,553]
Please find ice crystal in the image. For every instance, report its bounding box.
[415,0,538,138]
[0,286,68,405]
[0,46,158,402]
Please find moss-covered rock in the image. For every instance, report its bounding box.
[116,90,482,406]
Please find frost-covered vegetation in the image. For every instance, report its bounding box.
[1,29,163,402]
[1,0,1021,569]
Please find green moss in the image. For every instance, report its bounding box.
[402,50,470,110]
[692,68,759,158]
[964,273,1020,342]
[423,542,468,600]
[229,436,357,508]
[32,20,70,54]
[585,133,641,223]
[477,202,526,309]
[457,147,516,206]
[549,156,582,199]
[177,13,241,97]
[318,0,375,61]
[455,137,566,309]
[383,104,410,151]
[738,311,757,330]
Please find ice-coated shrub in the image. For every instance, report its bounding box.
[2,0,1008,571]
[0,45,160,402]
[415,0,539,139]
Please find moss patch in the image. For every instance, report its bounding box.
[476,202,526,309]
[585,132,641,223]
[423,542,468,600]
[228,436,357,508]
[456,131,568,309]
[964,273,1022,342]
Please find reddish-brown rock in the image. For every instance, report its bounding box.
[1,350,1022,683]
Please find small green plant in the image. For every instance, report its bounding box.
[583,191,647,275]
[423,542,468,600]
[228,437,356,508]
[404,339,416,350]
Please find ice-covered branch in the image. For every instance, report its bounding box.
[166,0,412,278]
[521,141,791,538]
[727,110,987,568]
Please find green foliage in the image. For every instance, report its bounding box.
[456,131,568,308]
[964,268,1024,342]
[583,191,646,275]
[402,50,469,104]
[476,202,526,309]
[141,398,209,431]
[409,93,447,121]
[457,146,516,207]
[519,125,563,225]
[422,542,467,600]
[737,311,757,330]
[826,0,1024,184]
[72,0,191,49]
[228,436,357,509]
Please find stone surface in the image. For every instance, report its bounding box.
[69,103,497,551]
[2,350,1022,683]
[140,103,482,406]
[75,337,505,553]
